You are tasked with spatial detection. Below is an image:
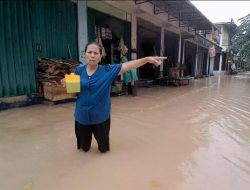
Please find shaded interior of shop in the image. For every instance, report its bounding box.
[183,42,209,77]
[163,31,179,77]
[202,50,209,76]
[214,53,221,71]
[198,47,208,77]
[137,19,160,79]
[221,52,227,70]
[183,41,196,77]
[87,8,131,65]
[214,52,227,71]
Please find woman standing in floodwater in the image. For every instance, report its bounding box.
[72,42,166,153]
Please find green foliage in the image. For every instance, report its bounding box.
[231,14,250,61]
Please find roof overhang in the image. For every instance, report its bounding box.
[135,0,219,32]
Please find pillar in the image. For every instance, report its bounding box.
[131,14,137,60]
[160,27,165,76]
[181,39,186,77]
[178,33,182,65]
[77,1,88,64]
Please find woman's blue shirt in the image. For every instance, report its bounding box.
[74,64,122,125]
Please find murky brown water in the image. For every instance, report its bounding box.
[0,72,250,190]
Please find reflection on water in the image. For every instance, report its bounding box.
[177,72,250,190]
[111,73,250,190]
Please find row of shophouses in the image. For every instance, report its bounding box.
[0,0,235,98]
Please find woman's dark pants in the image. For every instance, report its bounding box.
[75,118,110,153]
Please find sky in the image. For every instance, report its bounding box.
[190,1,250,25]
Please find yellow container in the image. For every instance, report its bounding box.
[65,73,80,93]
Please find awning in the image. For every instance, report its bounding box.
[135,0,218,32]
[134,0,222,52]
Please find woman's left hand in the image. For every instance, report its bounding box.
[146,56,167,66]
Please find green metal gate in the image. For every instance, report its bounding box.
[0,0,77,97]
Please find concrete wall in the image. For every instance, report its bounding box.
[87,1,130,22]
[221,25,229,49]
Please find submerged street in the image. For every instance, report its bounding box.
[0,73,250,190]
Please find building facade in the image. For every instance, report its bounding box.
[214,21,237,74]
[0,0,222,98]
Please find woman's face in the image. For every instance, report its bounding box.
[85,44,102,66]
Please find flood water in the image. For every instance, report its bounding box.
[0,72,250,190]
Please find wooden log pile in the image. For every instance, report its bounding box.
[37,58,80,101]
[37,58,80,85]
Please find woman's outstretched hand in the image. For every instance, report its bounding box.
[119,56,167,75]
[146,56,167,66]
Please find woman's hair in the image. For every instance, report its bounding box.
[84,42,102,55]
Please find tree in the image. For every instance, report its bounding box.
[230,14,250,63]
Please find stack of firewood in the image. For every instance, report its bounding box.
[37,58,80,85]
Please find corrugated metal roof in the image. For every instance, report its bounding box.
[135,0,218,32]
